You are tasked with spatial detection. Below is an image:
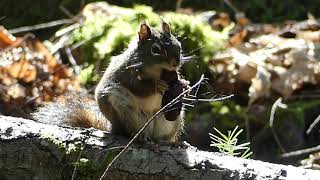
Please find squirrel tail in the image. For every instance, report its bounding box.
[32,94,111,131]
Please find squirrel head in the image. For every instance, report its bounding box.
[136,20,181,71]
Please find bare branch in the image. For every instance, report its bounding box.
[59,5,75,19]
[306,113,320,135]
[182,45,205,56]
[223,0,240,14]
[9,19,74,34]
[183,94,234,102]
[65,47,81,75]
[281,145,320,158]
[269,97,288,153]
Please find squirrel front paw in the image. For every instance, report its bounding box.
[155,79,169,95]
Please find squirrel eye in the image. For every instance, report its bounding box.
[151,43,161,55]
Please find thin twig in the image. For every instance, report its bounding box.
[70,32,103,50]
[71,129,125,179]
[60,5,75,19]
[181,55,199,64]
[65,47,77,66]
[269,97,287,153]
[193,79,201,98]
[223,0,240,14]
[9,19,74,34]
[306,113,320,135]
[162,106,181,114]
[280,144,320,158]
[182,45,205,56]
[50,34,72,54]
[243,111,251,143]
[54,23,82,38]
[269,98,287,126]
[71,129,93,180]
[71,145,85,180]
[103,146,126,151]
[99,75,207,180]
[183,95,234,102]
[176,0,183,11]
[182,103,195,108]
[65,47,81,75]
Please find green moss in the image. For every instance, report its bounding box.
[272,107,305,146]
[72,158,99,176]
[40,134,121,178]
[210,101,249,128]
[66,142,83,155]
[286,99,320,111]
[2,0,320,30]
[103,150,119,165]
[270,99,320,128]
[41,133,83,154]
[70,150,120,178]
[271,100,320,146]
[41,133,67,150]
[165,13,228,62]
[164,13,228,82]
[40,135,119,177]
[78,64,99,85]
[65,4,227,84]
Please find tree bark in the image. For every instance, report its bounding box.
[0,115,319,180]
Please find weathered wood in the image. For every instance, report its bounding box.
[0,115,319,180]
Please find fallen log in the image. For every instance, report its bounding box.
[0,115,319,179]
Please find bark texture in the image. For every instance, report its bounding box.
[0,115,319,180]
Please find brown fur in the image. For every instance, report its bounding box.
[33,22,184,142]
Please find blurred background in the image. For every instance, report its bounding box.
[1,0,320,170]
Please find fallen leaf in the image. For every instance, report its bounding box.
[0,26,17,49]
[7,83,26,99]
[272,49,320,98]
[248,66,271,105]
[7,59,37,83]
[229,29,248,46]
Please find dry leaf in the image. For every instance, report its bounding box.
[0,31,80,117]
[297,30,320,42]
[236,62,257,83]
[272,49,320,98]
[7,84,26,99]
[229,29,248,46]
[248,66,271,105]
[211,20,320,105]
[211,12,231,31]
[0,26,17,48]
[300,152,320,170]
[7,60,37,83]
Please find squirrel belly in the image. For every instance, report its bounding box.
[95,84,183,142]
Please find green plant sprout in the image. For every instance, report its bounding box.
[209,126,252,159]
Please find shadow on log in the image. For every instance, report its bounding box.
[0,115,319,179]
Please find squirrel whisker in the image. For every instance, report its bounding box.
[182,45,205,56]
[125,62,143,69]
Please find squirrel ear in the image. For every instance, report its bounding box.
[138,21,151,42]
[161,17,171,34]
